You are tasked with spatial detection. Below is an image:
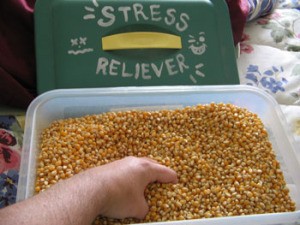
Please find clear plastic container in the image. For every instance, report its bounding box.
[17,85,300,225]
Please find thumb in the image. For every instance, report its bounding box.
[130,198,149,219]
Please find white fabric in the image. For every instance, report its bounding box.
[237,5,300,153]
[281,105,300,149]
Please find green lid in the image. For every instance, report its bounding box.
[35,0,239,93]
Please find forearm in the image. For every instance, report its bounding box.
[0,157,177,224]
[0,167,107,225]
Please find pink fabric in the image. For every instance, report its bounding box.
[226,0,250,45]
[0,0,36,109]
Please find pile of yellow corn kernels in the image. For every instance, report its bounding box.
[36,103,296,224]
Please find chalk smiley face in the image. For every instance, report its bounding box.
[68,37,93,55]
[71,37,87,49]
[188,32,207,55]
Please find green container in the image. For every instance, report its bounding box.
[35,0,239,93]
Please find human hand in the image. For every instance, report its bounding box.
[95,156,178,219]
[0,156,177,225]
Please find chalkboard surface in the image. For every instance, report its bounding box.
[35,0,239,93]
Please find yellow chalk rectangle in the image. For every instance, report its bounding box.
[102,32,182,50]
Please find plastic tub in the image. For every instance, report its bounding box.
[17,85,300,225]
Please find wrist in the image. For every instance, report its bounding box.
[83,167,111,217]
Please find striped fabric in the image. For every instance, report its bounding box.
[247,0,278,21]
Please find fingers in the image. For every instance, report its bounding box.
[149,163,178,184]
[139,157,178,184]
[96,156,177,221]
[140,157,157,164]
[123,156,178,184]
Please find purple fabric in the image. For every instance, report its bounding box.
[0,0,36,109]
[226,0,250,45]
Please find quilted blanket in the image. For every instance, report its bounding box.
[237,0,300,147]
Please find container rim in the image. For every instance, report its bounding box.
[17,85,300,225]
[27,85,277,110]
[24,84,300,165]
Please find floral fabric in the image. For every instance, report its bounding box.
[238,7,300,105]
[242,9,300,50]
[0,116,23,208]
[237,2,300,148]
[278,0,300,9]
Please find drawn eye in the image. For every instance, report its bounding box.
[199,36,205,42]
